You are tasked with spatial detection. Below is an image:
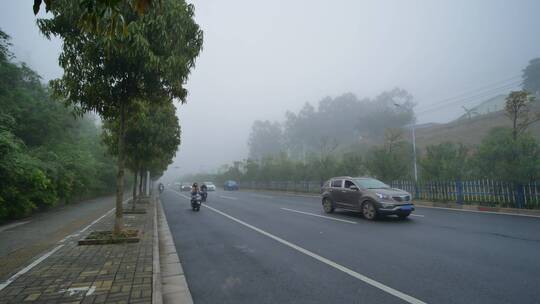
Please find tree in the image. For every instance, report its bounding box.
[365,141,412,182]
[420,142,469,180]
[38,0,202,234]
[504,91,539,140]
[248,120,283,159]
[475,127,540,183]
[384,128,404,153]
[523,58,540,97]
[34,0,158,40]
[102,100,180,208]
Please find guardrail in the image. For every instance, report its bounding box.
[238,180,540,209]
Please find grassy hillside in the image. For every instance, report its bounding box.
[414,103,540,149]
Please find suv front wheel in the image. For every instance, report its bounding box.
[362,201,377,220]
[322,198,334,214]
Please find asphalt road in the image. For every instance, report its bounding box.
[161,188,540,304]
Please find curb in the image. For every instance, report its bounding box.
[157,198,194,304]
[153,197,163,304]
[240,189,540,218]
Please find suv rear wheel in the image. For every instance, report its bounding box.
[362,201,377,220]
[322,198,334,214]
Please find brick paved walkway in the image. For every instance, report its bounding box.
[0,200,155,304]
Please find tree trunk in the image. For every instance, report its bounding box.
[113,104,126,235]
[132,170,138,211]
[139,169,144,198]
[513,112,518,140]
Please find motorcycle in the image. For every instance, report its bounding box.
[191,193,202,211]
[158,184,164,193]
[200,188,208,203]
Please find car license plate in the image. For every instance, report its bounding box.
[400,205,412,211]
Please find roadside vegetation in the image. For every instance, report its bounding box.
[0,30,116,221]
[194,60,540,192]
[1,0,202,229]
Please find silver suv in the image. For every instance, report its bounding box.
[321,177,414,220]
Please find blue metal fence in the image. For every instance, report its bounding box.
[239,180,540,209]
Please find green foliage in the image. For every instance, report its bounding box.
[420,142,470,180]
[365,142,412,181]
[504,91,538,140]
[103,100,181,178]
[475,127,540,183]
[0,29,116,221]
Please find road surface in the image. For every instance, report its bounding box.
[161,188,540,304]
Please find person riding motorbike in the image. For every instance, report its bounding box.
[191,182,199,196]
[200,183,208,202]
[158,183,165,193]
[191,182,202,211]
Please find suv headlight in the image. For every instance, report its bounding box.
[375,193,391,200]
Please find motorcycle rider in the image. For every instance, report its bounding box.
[200,183,208,202]
[158,183,165,193]
[191,182,199,196]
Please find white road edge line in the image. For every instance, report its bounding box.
[281,208,358,224]
[0,198,130,291]
[0,244,64,291]
[170,191,426,304]
[0,221,31,233]
[416,206,540,218]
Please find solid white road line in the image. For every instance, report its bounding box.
[410,214,425,217]
[0,198,130,291]
[416,206,540,218]
[0,244,64,291]
[79,208,116,233]
[203,204,427,304]
[170,190,426,304]
[0,221,31,233]
[280,208,358,224]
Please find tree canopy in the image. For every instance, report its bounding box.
[38,0,202,233]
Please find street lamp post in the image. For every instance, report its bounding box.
[394,103,418,182]
[411,124,418,182]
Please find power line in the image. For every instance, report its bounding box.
[417,75,521,111]
[416,80,521,115]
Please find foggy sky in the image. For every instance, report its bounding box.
[2,0,540,178]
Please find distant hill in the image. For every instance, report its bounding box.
[414,102,540,149]
[456,94,507,120]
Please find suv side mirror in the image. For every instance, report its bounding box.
[349,185,359,191]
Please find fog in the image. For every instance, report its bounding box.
[2,0,540,178]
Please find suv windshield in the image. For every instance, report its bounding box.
[353,178,390,189]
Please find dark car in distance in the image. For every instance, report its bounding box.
[223,180,239,191]
[321,177,414,220]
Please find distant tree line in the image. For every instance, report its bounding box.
[210,60,540,187]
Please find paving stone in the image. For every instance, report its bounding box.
[0,202,155,304]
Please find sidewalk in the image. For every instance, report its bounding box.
[0,199,154,304]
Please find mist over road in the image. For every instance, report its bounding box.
[161,189,540,304]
